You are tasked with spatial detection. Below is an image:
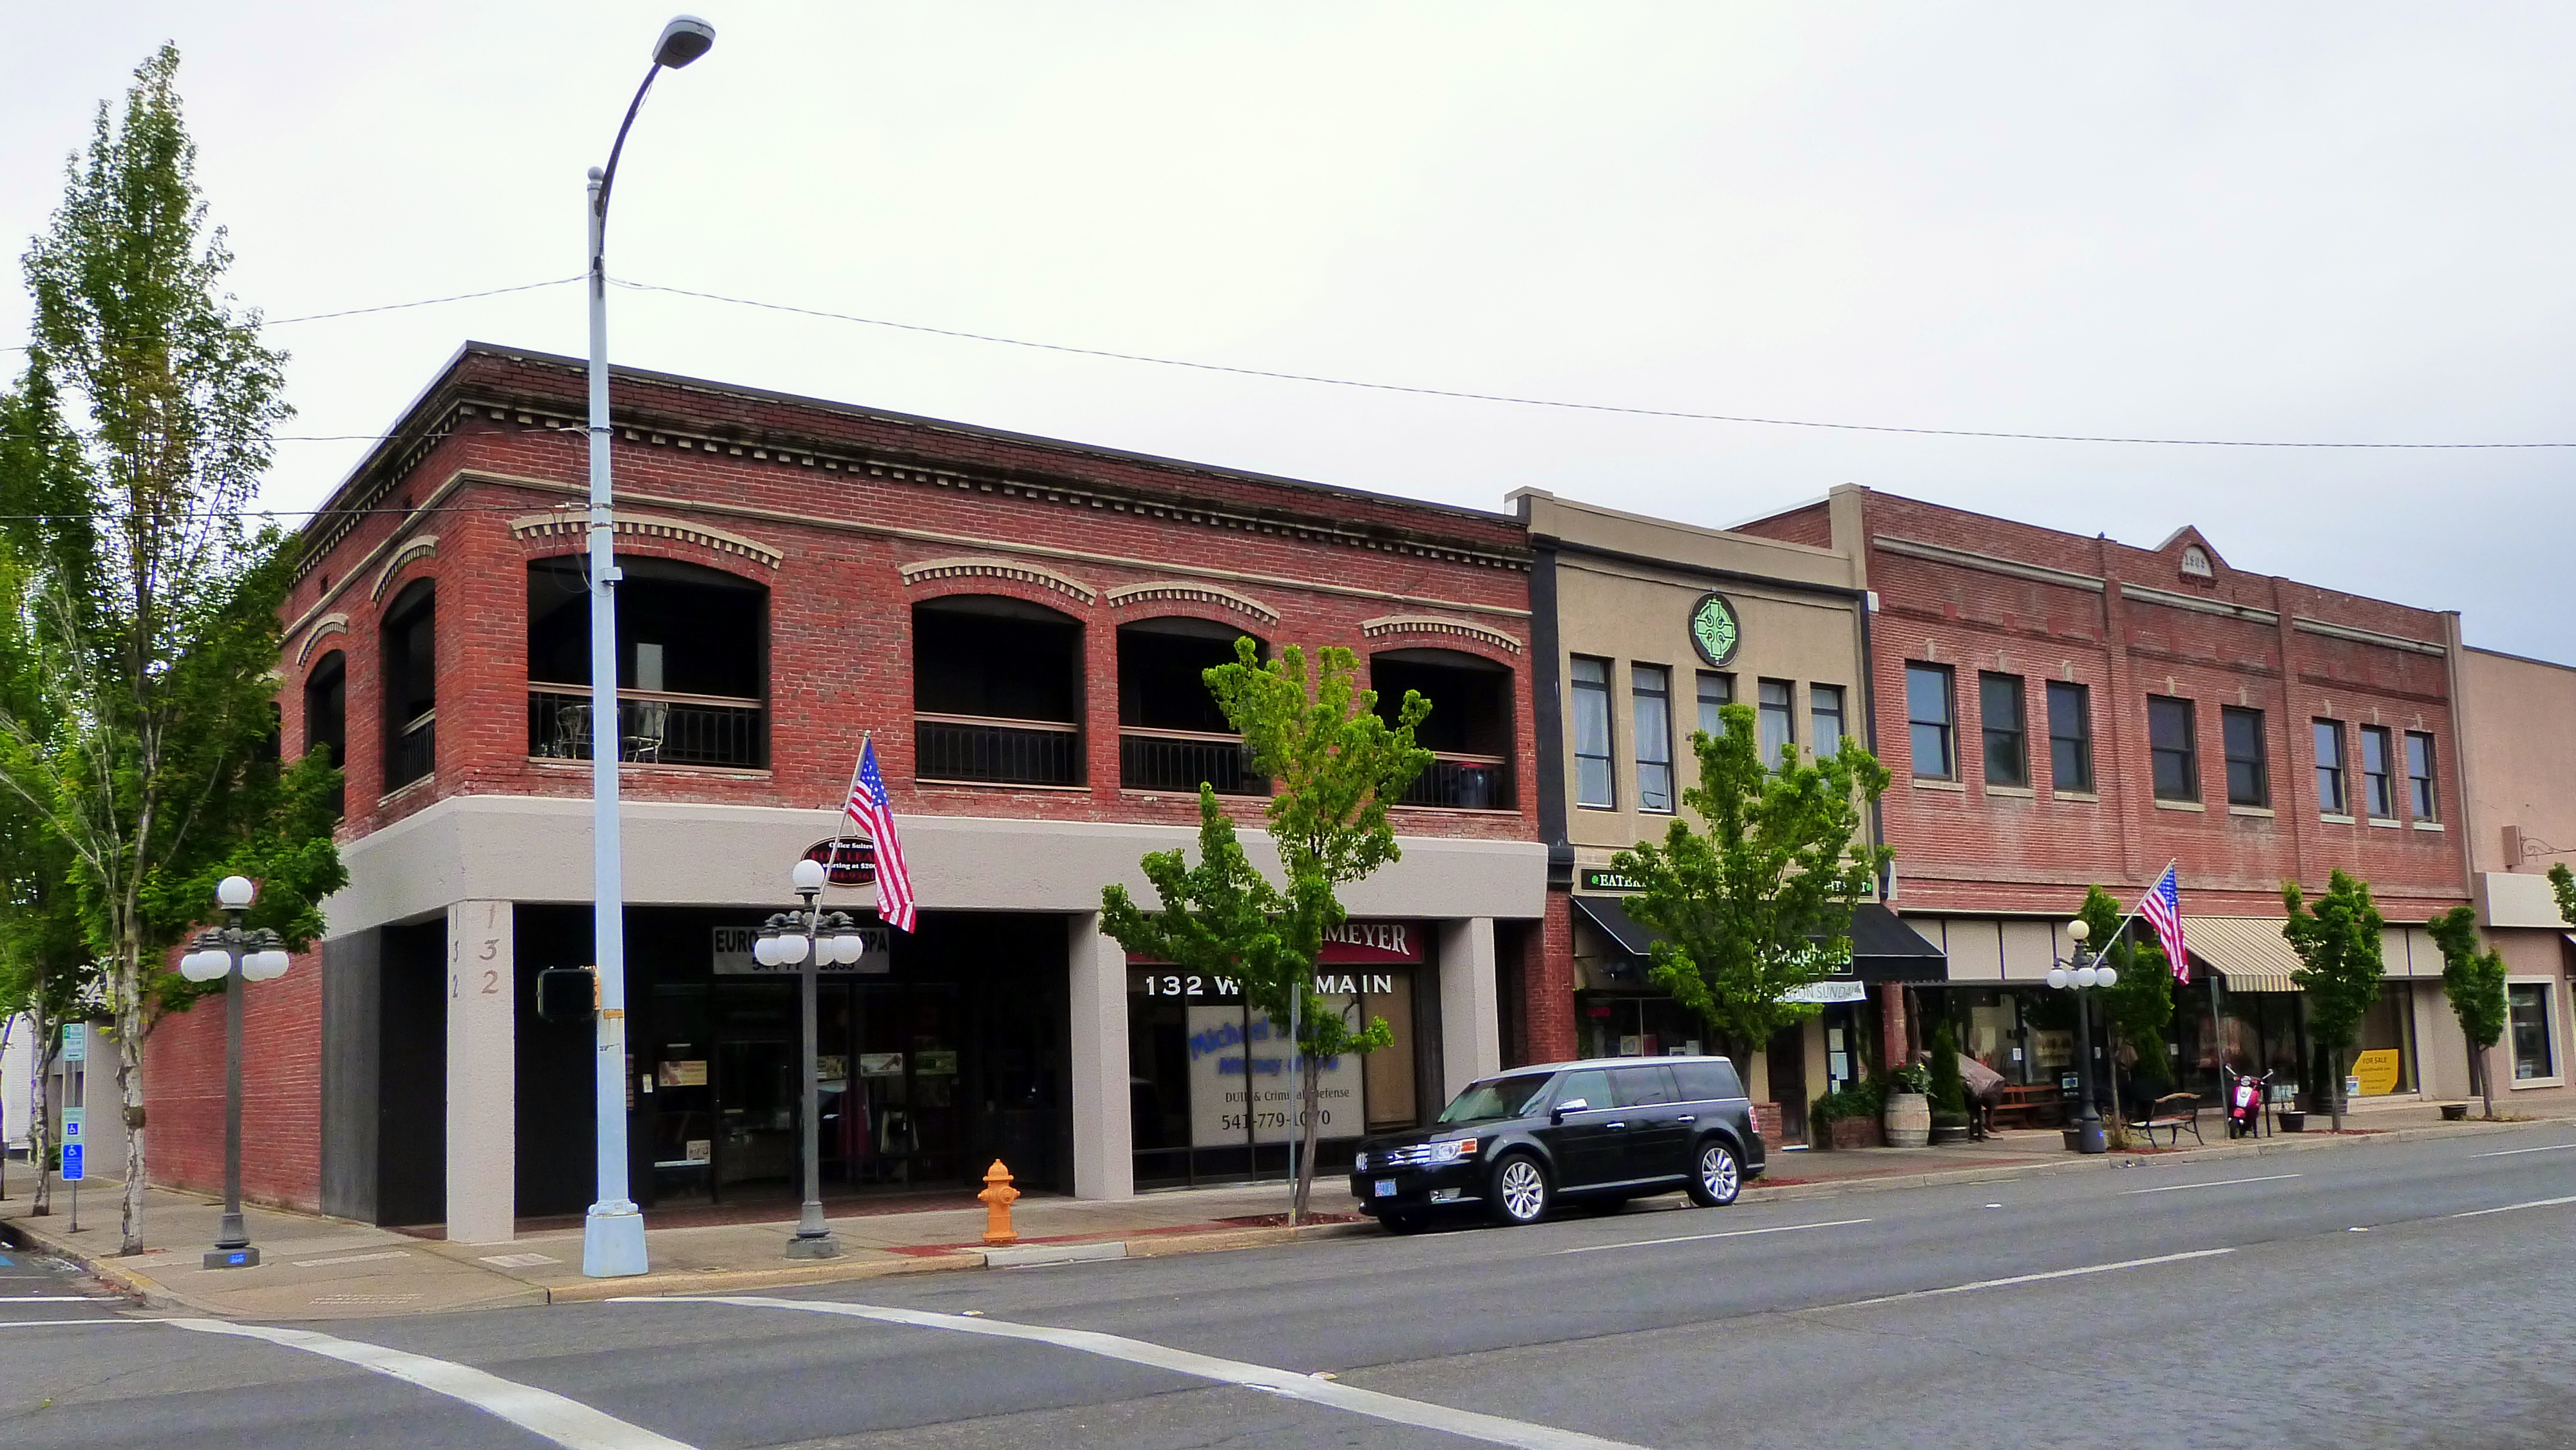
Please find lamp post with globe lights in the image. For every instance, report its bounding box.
[2045,918,2112,1155]
[176,875,292,1268]
[753,857,871,1259]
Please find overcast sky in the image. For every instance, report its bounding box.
[6,4,2571,659]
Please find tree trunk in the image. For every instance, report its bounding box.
[115,919,148,1255]
[1291,1055,1322,1223]
[2475,1043,2494,1120]
[26,1004,50,1214]
[2329,1048,2345,1133]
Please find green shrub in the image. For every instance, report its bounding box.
[1812,1077,1885,1125]
[1927,1023,1967,1117]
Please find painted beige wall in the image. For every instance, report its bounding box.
[2459,647,2576,878]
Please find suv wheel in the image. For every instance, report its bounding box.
[1685,1138,1742,1207]
[1488,1154,1551,1226]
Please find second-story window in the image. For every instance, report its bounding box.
[1695,671,1733,737]
[1757,679,1794,769]
[1633,664,1673,813]
[2047,681,2092,793]
[2148,695,2198,802]
[1573,656,1614,809]
[2406,731,2439,820]
[1906,664,1955,780]
[1118,619,1264,796]
[380,579,435,792]
[2360,725,2396,820]
[1375,648,1515,810]
[304,650,347,819]
[2222,706,2268,807]
[529,557,769,769]
[914,595,1084,787]
[1810,684,1846,757]
[1980,673,2027,787]
[2314,719,2348,816]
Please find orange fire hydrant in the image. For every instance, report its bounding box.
[979,1160,1020,1245]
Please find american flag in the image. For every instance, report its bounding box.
[2139,863,2187,984]
[844,739,916,932]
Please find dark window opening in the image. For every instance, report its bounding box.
[2314,719,2348,816]
[528,556,768,769]
[1980,673,2027,787]
[1695,671,1734,737]
[2148,695,2197,802]
[1118,617,1265,795]
[381,579,436,791]
[914,595,1084,786]
[1573,656,1614,809]
[2222,706,2268,807]
[305,650,347,818]
[2360,725,2396,820]
[2406,731,2438,820]
[2047,681,2092,793]
[1757,679,1795,769]
[1906,663,1955,780]
[1374,648,1514,810]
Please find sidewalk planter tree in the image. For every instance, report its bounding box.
[2281,870,2386,1133]
[0,47,345,1253]
[2428,905,2508,1120]
[1926,1022,1971,1144]
[1100,640,1430,1223]
[1610,700,1892,1082]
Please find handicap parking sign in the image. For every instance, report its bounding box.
[61,1143,83,1181]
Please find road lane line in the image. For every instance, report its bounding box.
[0,1295,119,1301]
[166,1319,698,1450]
[621,1294,1649,1450]
[292,1249,412,1268]
[2470,1144,2576,1158]
[1806,1248,2236,1311]
[1554,1217,1873,1255]
[2120,1173,2302,1196]
[2450,1194,2576,1219]
[0,1318,160,1328]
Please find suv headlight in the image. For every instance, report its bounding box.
[1428,1138,1477,1164]
[1353,1152,1370,1172]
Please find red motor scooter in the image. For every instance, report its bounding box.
[2224,1066,2273,1140]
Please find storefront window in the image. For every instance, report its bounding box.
[2510,983,2557,1082]
[2352,982,2417,1095]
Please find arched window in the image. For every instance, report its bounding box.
[527,556,769,767]
[2180,545,2214,579]
[913,594,1083,786]
[380,580,435,791]
[1116,617,1265,795]
[1371,647,1515,809]
[304,650,347,818]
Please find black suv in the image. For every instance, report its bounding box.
[1348,1056,1765,1232]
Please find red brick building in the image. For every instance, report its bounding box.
[1739,486,2474,1109]
[146,343,1545,1236]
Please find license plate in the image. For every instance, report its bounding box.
[1374,1179,1397,1198]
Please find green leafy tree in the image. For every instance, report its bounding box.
[1099,641,1430,1221]
[2550,862,2575,928]
[1611,701,1892,1067]
[1926,1021,1967,1123]
[2280,870,2386,1132]
[0,46,343,1253]
[2074,885,2173,1125]
[2427,905,2508,1120]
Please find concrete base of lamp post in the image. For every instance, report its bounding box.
[784,1234,843,1261]
[204,1247,261,1270]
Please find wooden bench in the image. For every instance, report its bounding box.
[1989,1084,2063,1129]
[2127,1091,2203,1147]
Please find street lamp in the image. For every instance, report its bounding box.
[753,857,870,1259]
[2046,919,2110,1155]
[581,13,715,1281]
[177,875,291,1268]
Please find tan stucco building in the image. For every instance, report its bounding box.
[2450,646,2576,1106]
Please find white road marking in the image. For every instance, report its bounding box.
[292,1250,411,1268]
[2450,1194,2576,1219]
[1810,1248,2237,1310]
[0,1295,118,1302]
[622,1294,1650,1450]
[0,1318,160,1328]
[1553,1217,1873,1255]
[2470,1144,2576,1158]
[2120,1173,2301,1195]
[166,1319,698,1450]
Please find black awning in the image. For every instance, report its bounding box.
[1567,896,1946,986]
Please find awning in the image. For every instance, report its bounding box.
[2182,916,2304,993]
[1567,897,1946,988]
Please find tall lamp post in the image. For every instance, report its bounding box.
[753,860,870,1259]
[2047,918,2110,1155]
[178,876,291,1268]
[581,13,716,1281]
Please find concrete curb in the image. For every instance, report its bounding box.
[541,1247,981,1303]
[0,1216,255,1319]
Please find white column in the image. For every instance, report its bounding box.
[445,900,516,1245]
[1067,912,1133,1200]
[1438,917,1502,1099]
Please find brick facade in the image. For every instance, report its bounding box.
[140,946,323,1210]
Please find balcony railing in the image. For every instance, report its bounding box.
[529,689,766,769]
[1397,751,1513,811]
[1119,728,1266,796]
[386,712,435,791]
[916,712,1083,787]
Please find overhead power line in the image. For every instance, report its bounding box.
[1,275,583,352]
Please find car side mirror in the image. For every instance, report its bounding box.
[1551,1097,1589,1123]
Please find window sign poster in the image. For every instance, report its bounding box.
[1185,996,1364,1147]
[658,1059,708,1088]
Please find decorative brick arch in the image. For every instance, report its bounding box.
[1104,580,1279,627]
[296,614,349,668]
[368,536,439,603]
[1358,614,1524,656]
[898,555,1097,606]
[508,511,783,570]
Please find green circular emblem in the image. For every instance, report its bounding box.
[1689,592,1741,666]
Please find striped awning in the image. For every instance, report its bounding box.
[2181,917,2305,993]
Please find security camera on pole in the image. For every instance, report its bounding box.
[580,14,715,1281]
[176,875,292,1268]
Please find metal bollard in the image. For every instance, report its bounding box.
[978,1160,1019,1245]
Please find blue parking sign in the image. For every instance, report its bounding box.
[61,1143,82,1181]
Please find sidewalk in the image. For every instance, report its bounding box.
[8,1098,2567,1321]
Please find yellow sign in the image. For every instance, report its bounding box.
[2349,1049,2402,1097]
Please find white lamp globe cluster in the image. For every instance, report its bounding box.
[2047,918,2107,990]
[177,877,291,982]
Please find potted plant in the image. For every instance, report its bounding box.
[1884,1061,1933,1148]
[1926,1024,1973,1145]
[1810,1079,1884,1149]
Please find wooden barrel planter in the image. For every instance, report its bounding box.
[2440,1103,2470,1122]
[1883,1092,1931,1148]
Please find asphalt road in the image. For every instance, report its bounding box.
[6,1124,2576,1449]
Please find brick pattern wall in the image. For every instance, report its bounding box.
[1525,888,1578,1064]
[140,945,324,1210]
